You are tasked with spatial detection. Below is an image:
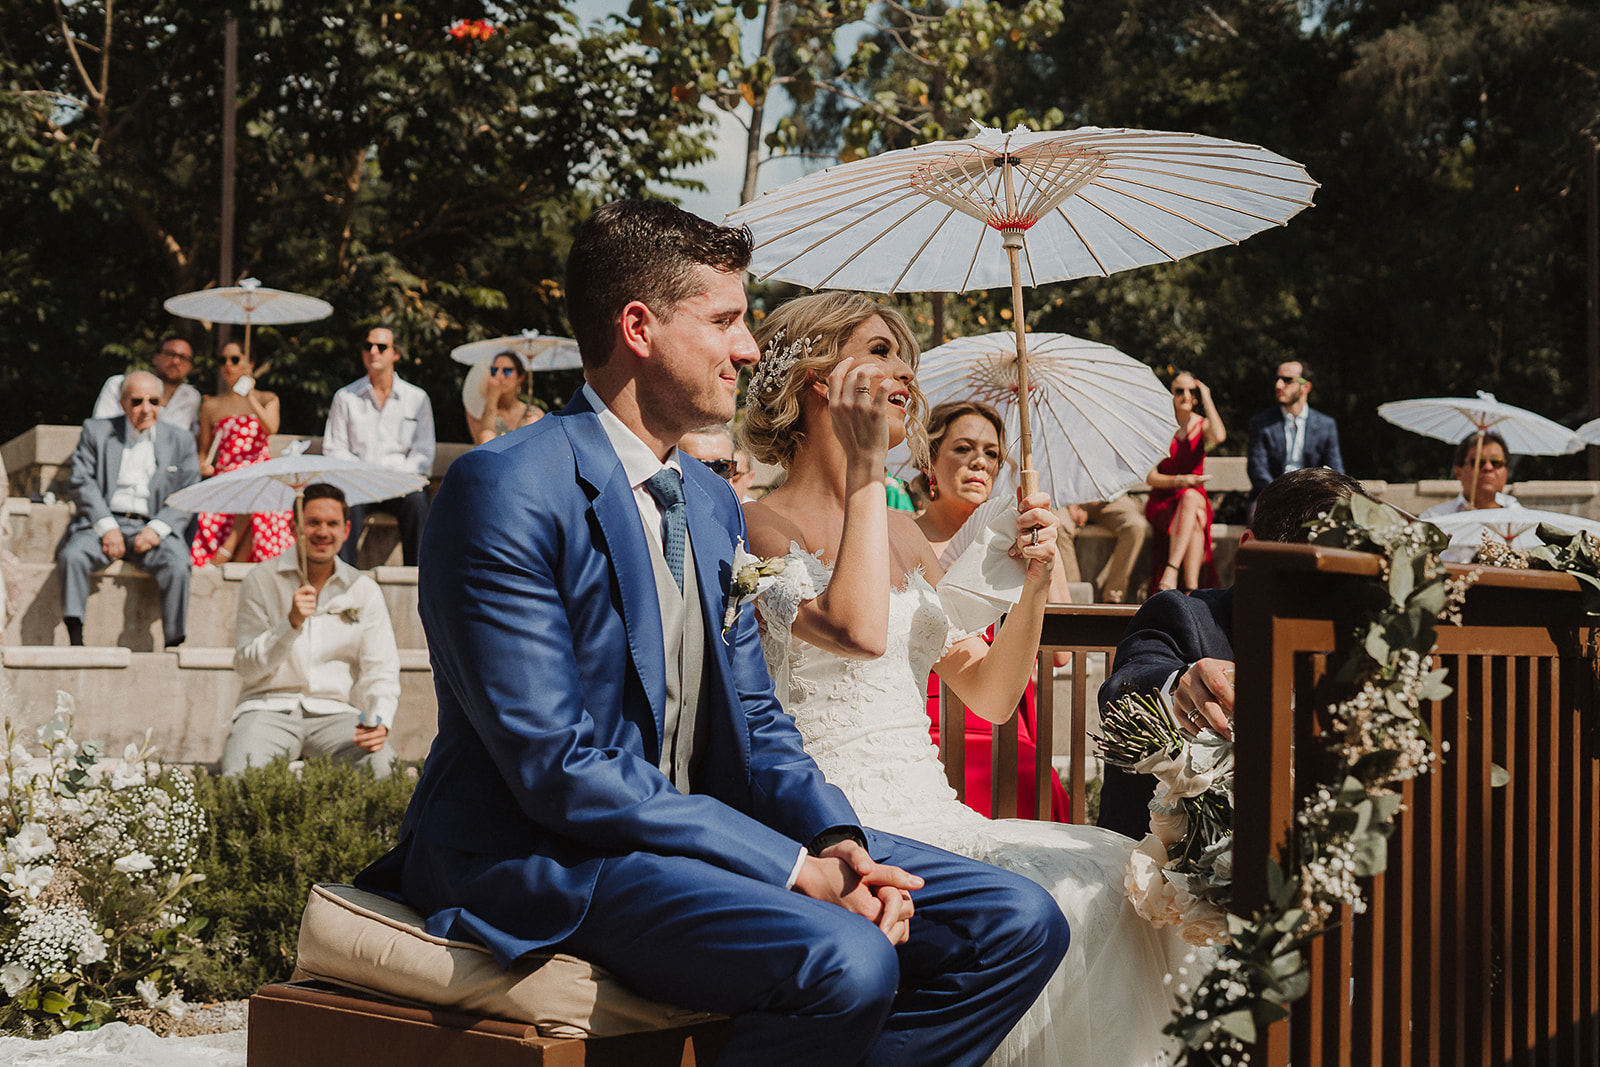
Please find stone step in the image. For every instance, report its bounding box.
[6,559,425,651]
[0,646,439,764]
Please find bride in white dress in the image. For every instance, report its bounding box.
[740,293,1194,1067]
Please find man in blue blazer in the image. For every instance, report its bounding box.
[57,371,200,648]
[1245,359,1344,501]
[358,201,1067,1065]
[1096,468,1369,840]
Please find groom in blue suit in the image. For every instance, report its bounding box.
[358,201,1067,1065]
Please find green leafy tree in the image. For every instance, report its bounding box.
[0,0,713,445]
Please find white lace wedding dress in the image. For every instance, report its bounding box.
[757,546,1194,1067]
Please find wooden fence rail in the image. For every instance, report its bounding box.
[952,543,1599,1063]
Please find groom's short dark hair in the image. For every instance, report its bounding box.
[1250,467,1369,544]
[565,200,754,370]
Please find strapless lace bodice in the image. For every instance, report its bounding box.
[756,546,980,832]
[755,543,1195,1066]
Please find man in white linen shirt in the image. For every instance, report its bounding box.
[93,337,203,437]
[322,326,435,566]
[1419,431,1519,563]
[56,372,200,648]
[223,483,399,777]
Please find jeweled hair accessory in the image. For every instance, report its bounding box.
[747,329,814,402]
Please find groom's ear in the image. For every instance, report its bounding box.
[618,301,654,360]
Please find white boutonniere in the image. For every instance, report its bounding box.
[320,598,362,625]
[723,539,786,638]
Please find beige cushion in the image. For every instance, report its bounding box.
[293,883,720,1039]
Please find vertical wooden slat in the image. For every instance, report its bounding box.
[1469,650,1495,1064]
[1518,656,1538,1065]
[1032,651,1055,821]
[990,714,1019,819]
[1070,652,1090,825]
[1497,653,1517,1065]
[939,678,964,799]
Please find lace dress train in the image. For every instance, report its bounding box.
[756,546,1196,1067]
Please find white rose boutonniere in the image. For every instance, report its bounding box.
[723,540,786,638]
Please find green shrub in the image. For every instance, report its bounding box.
[182,758,416,1001]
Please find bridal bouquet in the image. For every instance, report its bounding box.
[0,690,208,1034]
[723,540,787,636]
[1096,691,1233,947]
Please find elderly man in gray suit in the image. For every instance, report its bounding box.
[57,371,201,648]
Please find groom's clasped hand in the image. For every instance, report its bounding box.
[792,839,924,945]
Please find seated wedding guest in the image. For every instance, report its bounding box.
[324,326,435,566]
[192,342,293,567]
[1097,466,1371,840]
[57,372,200,648]
[1419,431,1516,518]
[93,337,203,436]
[465,350,542,445]
[678,423,739,480]
[909,399,1071,820]
[1055,492,1151,604]
[1146,370,1225,593]
[222,483,398,778]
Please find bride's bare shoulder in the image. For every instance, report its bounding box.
[742,498,807,558]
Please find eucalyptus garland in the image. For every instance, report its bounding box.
[1154,495,1475,1064]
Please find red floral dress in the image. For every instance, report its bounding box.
[190,414,295,566]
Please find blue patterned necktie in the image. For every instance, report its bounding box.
[644,469,686,593]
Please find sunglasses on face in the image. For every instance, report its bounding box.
[128,397,161,408]
[363,342,392,353]
[488,366,519,377]
[158,349,192,360]
[1471,458,1508,470]
[1276,375,1308,385]
[705,458,738,479]
[223,355,247,365]
[1173,387,1199,398]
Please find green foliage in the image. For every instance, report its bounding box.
[0,0,714,445]
[181,758,416,1002]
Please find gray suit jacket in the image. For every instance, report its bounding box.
[62,417,201,540]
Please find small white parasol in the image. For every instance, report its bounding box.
[450,330,582,419]
[164,278,333,364]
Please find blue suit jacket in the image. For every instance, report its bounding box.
[1095,588,1234,839]
[358,390,860,966]
[1245,406,1344,497]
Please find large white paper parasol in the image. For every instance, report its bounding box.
[890,331,1173,505]
[727,122,1317,491]
[450,331,582,419]
[1427,506,1600,557]
[1378,391,1581,507]
[166,454,425,574]
[164,278,333,364]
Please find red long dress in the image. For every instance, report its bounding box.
[925,627,1071,821]
[1144,420,1216,590]
[190,414,296,567]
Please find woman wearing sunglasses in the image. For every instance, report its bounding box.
[192,342,293,567]
[465,351,543,445]
[1144,371,1226,593]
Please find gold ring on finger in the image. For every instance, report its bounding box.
[1029,527,1039,546]
[855,386,872,394]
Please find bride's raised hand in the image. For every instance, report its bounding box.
[1011,488,1059,584]
[824,355,894,472]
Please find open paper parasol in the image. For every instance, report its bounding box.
[727,122,1318,491]
[164,278,333,363]
[1378,391,1581,507]
[889,331,1173,506]
[450,331,582,420]
[166,453,425,576]
[1427,506,1600,557]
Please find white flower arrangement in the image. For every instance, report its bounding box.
[0,688,208,1034]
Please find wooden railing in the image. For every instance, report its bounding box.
[934,603,1134,823]
[941,543,1600,1062]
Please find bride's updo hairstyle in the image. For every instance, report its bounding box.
[741,292,928,472]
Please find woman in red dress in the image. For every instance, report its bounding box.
[191,343,295,567]
[912,400,1071,821]
[1144,370,1226,592]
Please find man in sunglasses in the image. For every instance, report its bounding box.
[91,337,203,437]
[57,371,201,648]
[1418,432,1518,560]
[1244,358,1344,505]
[323,327,436,566]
